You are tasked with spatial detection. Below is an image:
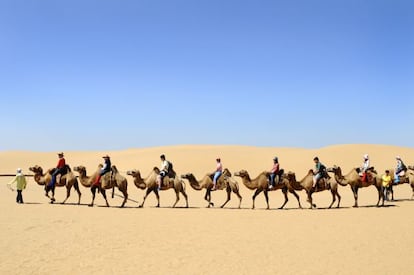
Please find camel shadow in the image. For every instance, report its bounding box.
[58,202,90,206]
[388,198,413,202]
[19,202,42,205]
[356,204,398,209]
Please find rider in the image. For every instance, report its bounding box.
[360,154,370,183]
[394,156,407,183]
[94,155,111,186]
[268,156,280,189]
[212,158,223,191]
[312,157,327,189]
[157,154,170,190]
[48,152,66,189]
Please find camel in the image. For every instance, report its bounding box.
[390,166,414,200]
[181,168,242,208]
[234,170,301,210]
[29,165,81,204]
[284,170,342,209]
[328,166,383,207]
[73,165,128,207]
[127,167,188,208]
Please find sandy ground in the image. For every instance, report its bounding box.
[1,144,414,275]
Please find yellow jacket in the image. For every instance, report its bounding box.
[8,174,27,191]
[382,174,392,187]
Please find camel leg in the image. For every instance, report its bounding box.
[328,189,336,209]
[352,186,359,208]
[220,186,231,208]
[61,186,71,204]
[50,187,56,203]
[389,185,394,201]
[376,185,382,207]
[101,189,110,207]
[89,186,97,207]
[180,188,189,208]
[139,188,152,208]
[336,190,341,208]
[307,192,314,209]
[154,189,160,207]
[172,189,180,208]
[205,190,213,208]
[119,187,128,208]
[278,188,289,209]
[252,188,263,209]
[290,190,302,209]
[233,188,242,209]
[74,180,82,205]
[264,189,270,210]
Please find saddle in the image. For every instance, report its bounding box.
[315,175,331,191]
[270,169,285,185]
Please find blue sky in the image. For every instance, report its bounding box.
[0,0,413,151]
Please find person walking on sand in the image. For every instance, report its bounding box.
[382,170,392,201]
[7,168,27,204]
[212,158,223,191]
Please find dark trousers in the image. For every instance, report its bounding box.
[50,168,65,187]
[269,173,276,186]
[16,190,23,203]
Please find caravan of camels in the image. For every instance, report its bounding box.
[27,152,414,210]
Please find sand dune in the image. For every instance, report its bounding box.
[1,144,413,274]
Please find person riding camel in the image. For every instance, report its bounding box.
[212,158,223,191]
[268,157,280,189]
[312,157,328,189]
[157,154,170,191]
[48,152,66,189]
[360,154,370,183]
[94,155,111,186]
[394,156,407,183]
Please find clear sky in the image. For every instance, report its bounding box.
[0,0,413,151]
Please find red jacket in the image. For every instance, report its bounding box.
[57,158,66,169]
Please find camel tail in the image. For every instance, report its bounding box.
[111,185,115,199]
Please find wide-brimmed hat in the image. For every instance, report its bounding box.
[363,154,369,159]
[102,155,110,159]
[58,152,64,156]
[396,156,401,160]
[17,168,22,173]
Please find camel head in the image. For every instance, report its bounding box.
[181,173,194,180]
[234,170,249,179]
[286,171,297,183]
[408,165,414,171]
[73,166,86,175]
[222,168,232,177]
[153,167,160,174]
[328,165,343,176]
[29,165,43,175]
[111,165,119,173]
[127,169,142,178]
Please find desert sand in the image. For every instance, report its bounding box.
[1,144,414,275]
